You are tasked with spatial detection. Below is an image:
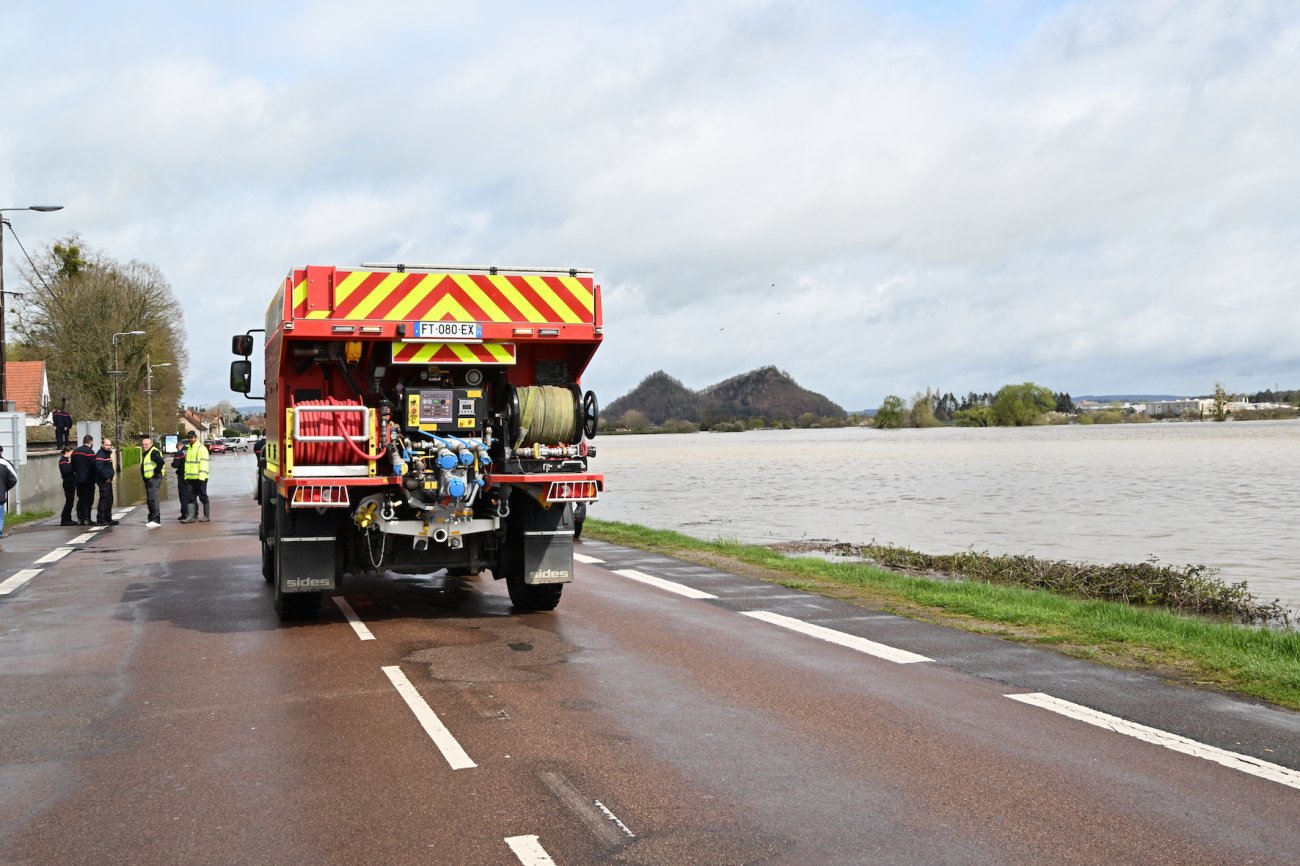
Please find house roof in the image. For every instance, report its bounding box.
[5,361,48,416]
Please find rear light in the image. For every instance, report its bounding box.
[290,484,351,508]
[545,480,599,502]
[332,325,356,334]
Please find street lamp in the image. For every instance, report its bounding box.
[0,205,63,407]
[111,330,145,467]
[145,356,173,435]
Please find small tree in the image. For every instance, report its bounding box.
[1213,382,1229,422]
[908,392,938,428]
[621,409,650,432]
[875,395,905,429]
[992,382,1055,426]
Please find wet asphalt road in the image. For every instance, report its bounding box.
[1,454,1298,865]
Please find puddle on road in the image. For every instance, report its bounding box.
[406,619,578,683]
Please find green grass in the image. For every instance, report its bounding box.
[10,509,54,527]
[585,518,1300,710]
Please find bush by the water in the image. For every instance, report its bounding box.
[796,542,1293,628]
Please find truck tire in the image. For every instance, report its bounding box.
[260,481,275,583]
[499,495,564,611]
[506,572,563,611]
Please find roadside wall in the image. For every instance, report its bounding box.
[15,450,165,515]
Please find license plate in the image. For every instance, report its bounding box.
[411,320,482,341]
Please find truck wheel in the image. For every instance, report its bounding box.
[260,483,275,583]
[506,574,563,611]
[274,587,323,619]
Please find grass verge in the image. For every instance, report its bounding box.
[10,509,54,527]
[584,518,1300,711]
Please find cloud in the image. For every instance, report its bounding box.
[2,0,1296,413]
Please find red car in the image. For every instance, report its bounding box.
[207,440,227,454]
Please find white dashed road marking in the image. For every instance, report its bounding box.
[741,610,933,664]
[34,548,73,565]
[505,835,557,865]
[1007,692,1300,790]
[381,665,476,769]
[573,552,604,564]
[332,596,375,641]
[611,568,717,599]
[0,569,42,596]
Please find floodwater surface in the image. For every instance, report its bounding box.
[588,420,1300,611]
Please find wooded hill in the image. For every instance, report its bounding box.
[605,366,847,426]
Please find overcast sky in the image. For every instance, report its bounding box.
[3,0,1296,411]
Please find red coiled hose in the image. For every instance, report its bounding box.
[294,397,387,465]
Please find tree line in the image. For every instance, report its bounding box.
[11,235,188,438]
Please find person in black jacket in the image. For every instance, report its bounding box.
[172,441,191,521]
[52,405,74,450]
[71,435,97,526]
[95,438,118,526]
[59,446,76,525]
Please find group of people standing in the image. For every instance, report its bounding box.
[58,431,210,529]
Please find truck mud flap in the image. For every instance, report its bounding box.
[523,504,575,585]
[278,537,337,593]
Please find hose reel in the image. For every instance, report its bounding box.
[503,384,599,447]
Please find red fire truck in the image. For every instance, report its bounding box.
[231,263,602,619]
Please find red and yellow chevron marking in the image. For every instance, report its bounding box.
[291,271,595,325]
[391,341,517,365]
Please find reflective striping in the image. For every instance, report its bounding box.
[0,569,42,596]
[391,340,517,365]
[381,665,476,769]
[34,548,73,565]
[573,553,604,564]
[611,568,717,600]
[290,269,596,324]
[505,835,557,866]
[741,610,932,664]
[1006,692,1300,791]
[333,596,375,641]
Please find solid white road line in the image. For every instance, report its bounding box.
[0,569,42,596]
[332,596,375,641]
[381,665,476,770]
[33,548,73,565]
[505,835,557,866]
[612,568,718,600]
[573,552,604,564]
[741,610,933,664]
[1006,692,1300,791]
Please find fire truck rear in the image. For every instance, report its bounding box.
[231,264,602,620]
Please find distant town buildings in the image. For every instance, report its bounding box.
[1074,398,1290,419]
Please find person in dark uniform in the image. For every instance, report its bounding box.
[95,438,118,526]
[58,446,76,525]
[52,404,74,451]
[173,440,191,521]
[71,434,97,526]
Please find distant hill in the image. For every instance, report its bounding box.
[605,366,846,426]
[605,371,703,424]
[702,366,845,421]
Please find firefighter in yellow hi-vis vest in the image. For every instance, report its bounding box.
[180,431,211,523]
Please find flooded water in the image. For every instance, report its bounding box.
[588,420,1300,611]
